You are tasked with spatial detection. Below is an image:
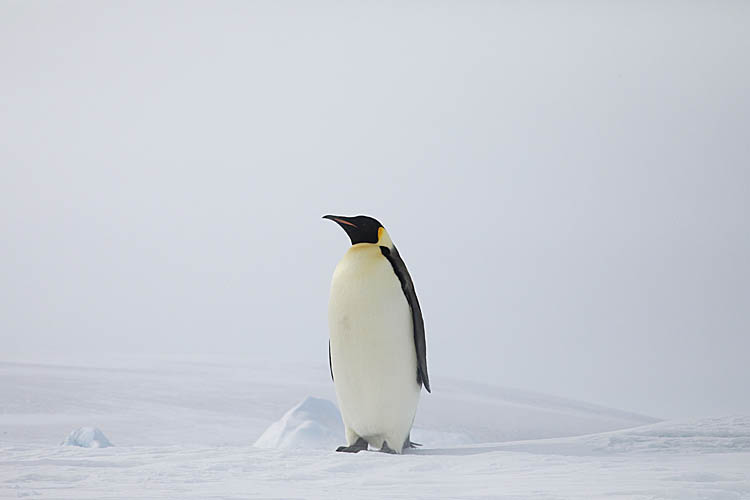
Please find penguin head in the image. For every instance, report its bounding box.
[323,214,393,248]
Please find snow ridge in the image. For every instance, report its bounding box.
[253,396,342,450]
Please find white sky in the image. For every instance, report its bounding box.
[1,1,748,419]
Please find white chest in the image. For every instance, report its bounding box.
[327,244,420,444]
[328,246,410,346]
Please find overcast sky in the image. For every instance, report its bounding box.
[2,1,748,419]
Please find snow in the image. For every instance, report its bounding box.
[253,396,342,449]
[1,359,748,499]
[61,427,113,448]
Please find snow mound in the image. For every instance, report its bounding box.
[254,397,342,450]
[61,427,113,448]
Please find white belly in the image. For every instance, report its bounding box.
[328,245,420,450]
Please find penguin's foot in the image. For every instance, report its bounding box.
[379,441,398,454]
[336,437,368,453]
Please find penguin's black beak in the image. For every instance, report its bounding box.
[322,215,358,228]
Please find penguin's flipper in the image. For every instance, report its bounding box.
[336,437,368,453]
[380,245,431,393]
[328,340,334,382]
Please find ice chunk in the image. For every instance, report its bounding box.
[254,396,342,450]
[61,427,113,448]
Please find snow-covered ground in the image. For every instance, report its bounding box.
[1,359,748,499]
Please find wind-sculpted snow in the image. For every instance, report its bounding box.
[599,415,750,454]
[61,427,113,448]
[253,396,342,449]
[1,360,748,499]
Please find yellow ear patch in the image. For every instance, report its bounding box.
[378,227,384,241]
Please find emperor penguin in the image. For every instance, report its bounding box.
[323,214,430,454]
